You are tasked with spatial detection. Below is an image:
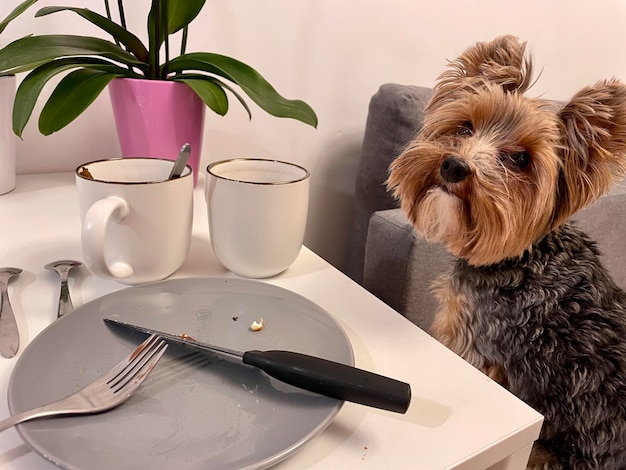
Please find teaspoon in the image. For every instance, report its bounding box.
[168,143,191,180]
[45,260,82,318]
[0,267,22,358]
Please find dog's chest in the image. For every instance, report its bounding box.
[432,224,626,383]
[431,265,531,382]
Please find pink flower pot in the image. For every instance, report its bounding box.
[109,78,205,185]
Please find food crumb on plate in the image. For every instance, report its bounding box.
[250,318,265,331]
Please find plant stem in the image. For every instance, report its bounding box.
[149,0,160,79]
[103,0,121,47]
[181,26,188,57]
[116,0,127,29]
[104,0,112,20]
[162,0,168,78]
[104,0,133,71]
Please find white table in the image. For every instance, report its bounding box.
[0,173,543,469]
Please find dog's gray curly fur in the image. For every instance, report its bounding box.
[448,222,626,469]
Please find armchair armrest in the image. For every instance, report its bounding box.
[363,208,454,333]
[574,181,626,288]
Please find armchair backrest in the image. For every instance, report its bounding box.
[345,84,433,283]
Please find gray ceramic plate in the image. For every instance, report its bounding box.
[8,277,353,470]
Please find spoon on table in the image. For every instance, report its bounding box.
[45,260,82,318]
[0,267,22,358]
[168,143,191,180]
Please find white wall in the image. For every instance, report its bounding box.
[3,0,626,270]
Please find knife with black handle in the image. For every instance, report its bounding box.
[242,349,411,413]
[104,318,412,413]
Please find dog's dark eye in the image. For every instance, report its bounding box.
[504,151,531,170]
[455,121,473,136]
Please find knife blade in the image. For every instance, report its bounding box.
[104,317,411,413]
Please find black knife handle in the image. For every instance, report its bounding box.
[242,350,411,413]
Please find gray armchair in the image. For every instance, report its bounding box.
[346,83,626,333]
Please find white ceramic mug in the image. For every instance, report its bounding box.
[205,159,310,278]
[75,158,193,284]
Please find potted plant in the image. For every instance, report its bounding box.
[0,0,318,182]
[0,0,38,195]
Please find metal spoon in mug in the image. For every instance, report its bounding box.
[45,260,82,318]
[168,143,191,180]
[0,267,22,358]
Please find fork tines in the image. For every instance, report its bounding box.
[107,334,168,393]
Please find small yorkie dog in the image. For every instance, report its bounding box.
[387,35,626,469]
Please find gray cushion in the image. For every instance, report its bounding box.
[344,84,433,283]
[363,209,454,331]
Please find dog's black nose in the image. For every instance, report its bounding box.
[440,157,471,183]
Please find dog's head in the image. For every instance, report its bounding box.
[387,35,626,265]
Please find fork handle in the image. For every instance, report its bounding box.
[0,407,57,433]
[57,277,74,318]
[0,400,88,433]
[0,284,19,358]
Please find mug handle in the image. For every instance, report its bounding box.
[81,196,134,279]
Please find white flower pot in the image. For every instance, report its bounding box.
[0,75,16,195]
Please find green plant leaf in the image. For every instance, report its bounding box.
[174,73,252,119]
[167,53,318,127]
[38,68,119,135]
[0,0,38,36]
[166,0,207,35]
[148,0,206,48]
[13,58,135,137]
[36,6,149,62]
[0,35,148,75]
[174,77,228,116]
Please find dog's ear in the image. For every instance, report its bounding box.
[441,35,532,91]
[552,79,626,227]
[428,35,533,112]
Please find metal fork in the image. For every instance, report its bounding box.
[0,334,167,433]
